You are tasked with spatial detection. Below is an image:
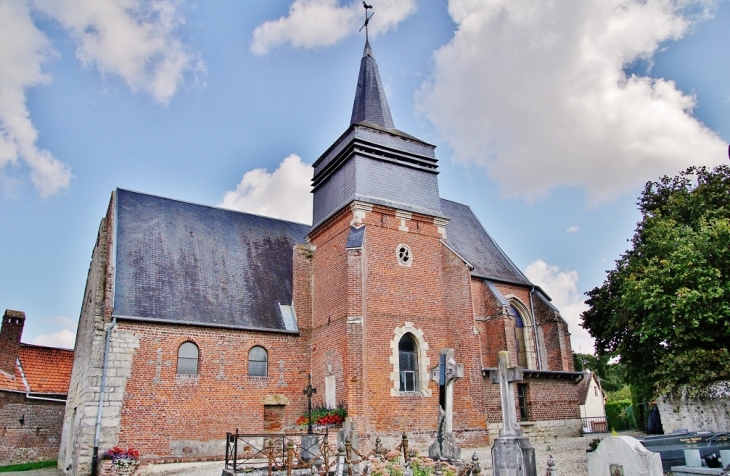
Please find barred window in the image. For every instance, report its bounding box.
[177,342,199,375]
[398,334,418,392]
[248,346,268,377]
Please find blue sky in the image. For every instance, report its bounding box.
[1,0,728,353]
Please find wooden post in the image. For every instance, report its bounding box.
[287,441,294,476]
[345,437,353,476]
[323,437,330,473]
[268,438,275,476]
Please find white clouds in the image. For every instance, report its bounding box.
[0,0,202,198]
[32,0,205,104]
[31,328,75,349]
[566,225,579,233]
[0,0,71,196]
[219,154,313,224]
[418,0,726,204]
[251,0,416,55]
[524,259,594,354]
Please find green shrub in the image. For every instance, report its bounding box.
[605,399,637,431]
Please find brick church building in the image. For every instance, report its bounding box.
[60,39,582,474]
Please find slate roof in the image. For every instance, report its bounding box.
[350,41,395,129]
[0,345,73,395]
[112,189,310,332]
[441,198,533,287]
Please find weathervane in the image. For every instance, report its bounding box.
[359,2,374,42]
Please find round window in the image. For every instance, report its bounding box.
[397,244,412,266]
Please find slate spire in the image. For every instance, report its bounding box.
[350,40,395,129]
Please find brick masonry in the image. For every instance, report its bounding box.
[0,391,66,465]
[61,191,580,474]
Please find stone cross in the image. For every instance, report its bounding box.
[490,351,523,437]
[303,373,317,434]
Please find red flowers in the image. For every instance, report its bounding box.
[102,447,139,462]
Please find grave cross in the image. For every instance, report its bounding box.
[489,351,523,437]
[303,373,317,434]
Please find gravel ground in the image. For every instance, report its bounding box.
[141,432,641,476]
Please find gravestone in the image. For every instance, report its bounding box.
[586,436,663,476]
[489,351,536,476]
[429,349,464,462]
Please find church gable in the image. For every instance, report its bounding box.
[113,188,310,331]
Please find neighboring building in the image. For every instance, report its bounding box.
[0,310,74,465]
[578,371,607,433]
[60,39,582,474]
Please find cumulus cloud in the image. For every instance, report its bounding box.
[566,225,579,233]
[219,154,313,224]
[251,0,416,55]
[418,0,726,204]
[0,0,71,196]
[524,259,594,354]
[32,0,205,104]
[31,328,76,349]
[0,0,202,197]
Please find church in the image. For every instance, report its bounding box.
[59,37,582,475]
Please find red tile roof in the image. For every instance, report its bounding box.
[0,361,27,393]
[16,344,74,395]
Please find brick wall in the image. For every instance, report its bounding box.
[0,311,25,375]
[0,391,65,465]
[59,194,117,475]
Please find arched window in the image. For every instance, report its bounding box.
[398,334,418,392]
[177,342,199,375]
[248,346,268,377]
[510,305,529,368]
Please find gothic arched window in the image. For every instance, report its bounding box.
[248,346,268,377]
[177,342,199,375]
[398,334,418,392]
[511,305,528,368]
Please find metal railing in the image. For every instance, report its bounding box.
[581,416,609,434]
[224,430,483,476]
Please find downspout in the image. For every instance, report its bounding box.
[529,288,543,370]
[92,317,116,476]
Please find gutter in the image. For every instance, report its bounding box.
[92,317,116,476]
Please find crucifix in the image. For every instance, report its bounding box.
[303,373,317,434]
[359,2,374,42]
[489,351,523,437]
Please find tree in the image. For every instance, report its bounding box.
[573,352,626,393]
[581,165,730,398]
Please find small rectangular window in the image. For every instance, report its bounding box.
[400,371,416,392]
[517,384,529,420]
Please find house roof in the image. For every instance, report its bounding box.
[577,371,601,405]
[441,198,533,287]
[0,345,73,395]
[112,188,310,332]
[18,345,74,394]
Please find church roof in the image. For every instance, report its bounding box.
[112,189,310,332]
[350,41,395,129]
[441,198,533,287]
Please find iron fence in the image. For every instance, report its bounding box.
[581,416,609,434]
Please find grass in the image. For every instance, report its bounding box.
[0,460,57,472]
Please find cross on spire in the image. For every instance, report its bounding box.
[359,2,374,43]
